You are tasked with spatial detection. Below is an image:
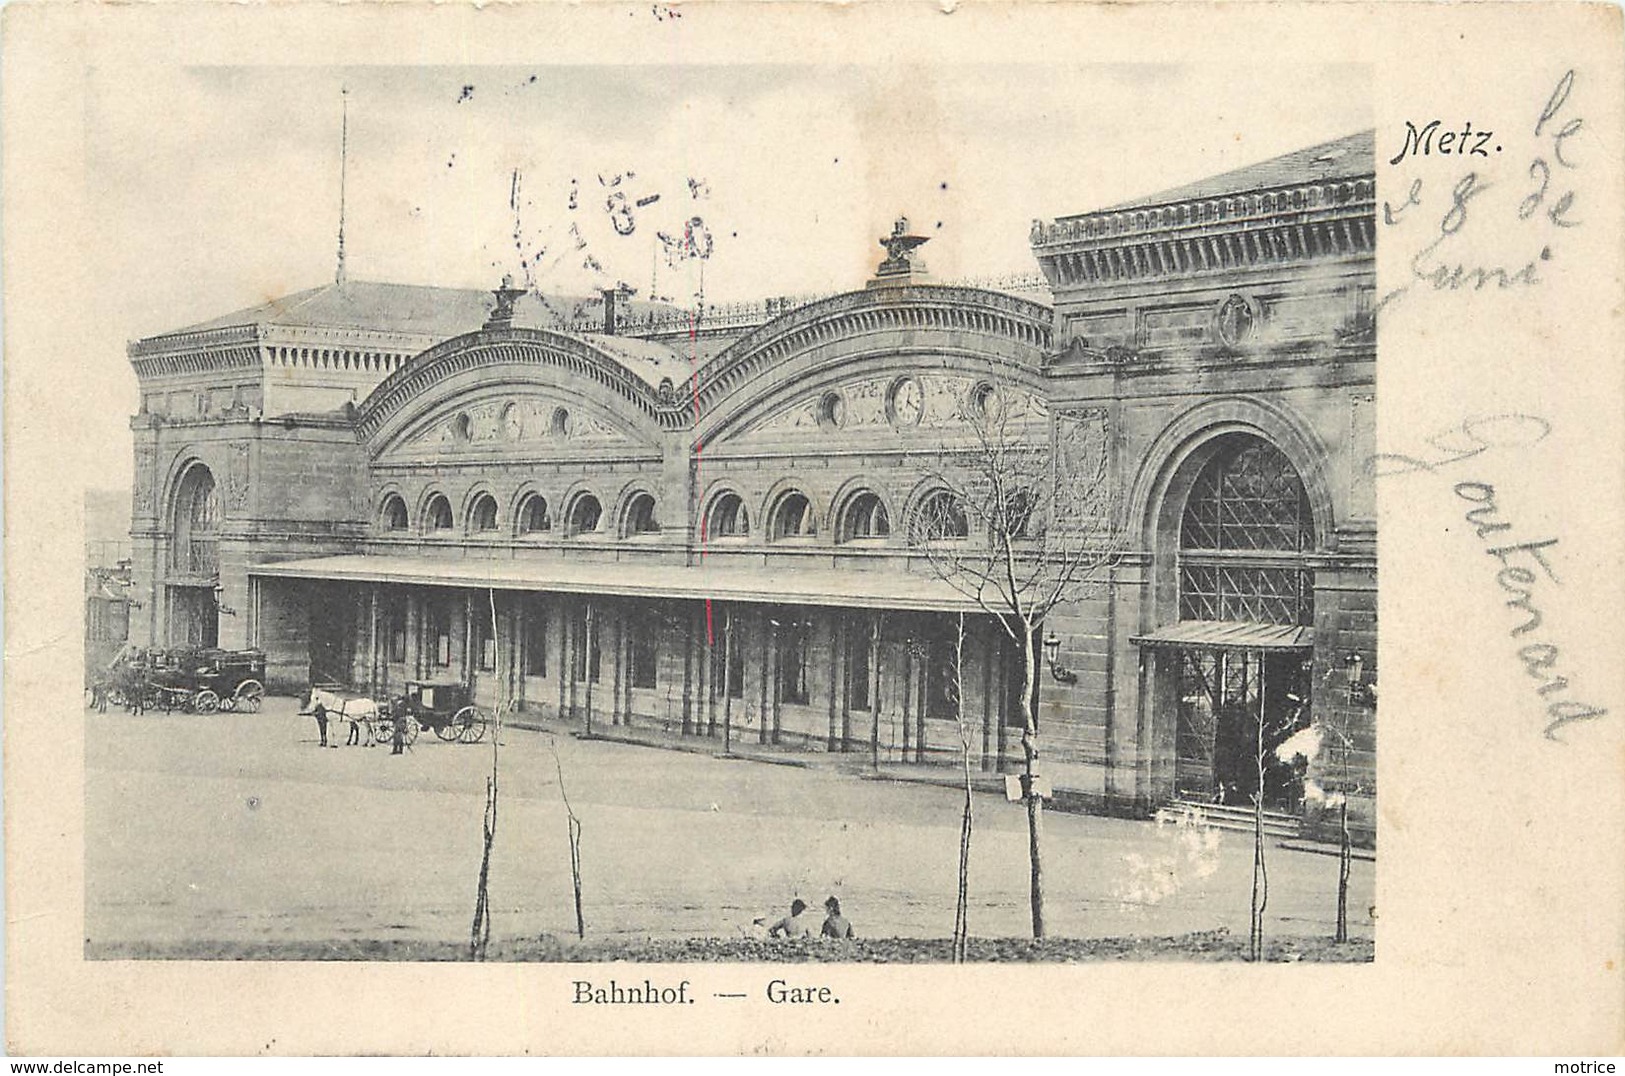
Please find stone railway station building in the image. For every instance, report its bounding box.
[124,132,1378,834]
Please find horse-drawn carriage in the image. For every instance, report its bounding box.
[303,677,487,747]
[105,646,265,713]
[397,678,488,744]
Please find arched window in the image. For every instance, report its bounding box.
[707,492,749,539]
[517,493,550,535]
[179,468,219,534]
[425,493,454,532]
[380,494,409,532]
[839,491,890,542]
[469,493,499,533]
[623,492,660,537]
[914,490,968,541]
[567,493,603,537]
[770,491,816,540]
[172,464,220,574]
[1178,433,1314,626]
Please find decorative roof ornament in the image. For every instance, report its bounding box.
[867,216,931,289]
[485,273,527,330]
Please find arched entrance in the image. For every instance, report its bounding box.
[168,463,221,647]
[1144,432,1317,808]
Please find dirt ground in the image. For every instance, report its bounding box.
[84,699,1375,960]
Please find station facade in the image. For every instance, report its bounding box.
[123,132,1378,833]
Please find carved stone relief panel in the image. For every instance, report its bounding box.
[1349,393,1376,520]
[397,395,636,455]
[225,441,251,512]
[1053,406,1111,521]
[133,446,157,516]
[742,372,1046,442]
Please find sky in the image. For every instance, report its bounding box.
[82,62,1369,488]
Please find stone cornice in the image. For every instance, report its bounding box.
[693,286,1054,416]
[1032,177,1376,289]
[356,328,677,443]
[128,323,260,358]
[129,343,263,382]
[1034,176,1376,250]
[129,321,451,386]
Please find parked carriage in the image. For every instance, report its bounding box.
[396,678,488,744]
[104,647,265,713]
[193,648,267,713]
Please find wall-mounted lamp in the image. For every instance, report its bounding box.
[1042,631,1078,685]
[212,583,239,618]
[1343,651,1375,706]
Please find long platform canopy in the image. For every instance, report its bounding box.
[1130,620,1315,652]
[249,554,984,614]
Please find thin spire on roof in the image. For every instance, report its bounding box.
[335,86,349,286]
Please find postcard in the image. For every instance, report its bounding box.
[4,0,1621,1057]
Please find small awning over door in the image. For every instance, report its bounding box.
[1130,620,1314,652]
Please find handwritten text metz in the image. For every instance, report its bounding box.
[1378,70,1584,314]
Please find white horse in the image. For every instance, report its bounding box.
[301,687,385,746]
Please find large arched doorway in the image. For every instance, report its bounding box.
[1154,432,1316,807]
[168,463,220,647]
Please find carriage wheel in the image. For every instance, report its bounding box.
[434,710,466,741]
[403,716,421,746]
[108,685,129,707]
[458,707,488,745]
[219,696,237,712]
[194,689,221,714]
[235,680,265,713]
[372,717,395,745]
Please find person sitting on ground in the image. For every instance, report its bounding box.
[820,895,855,940]
[765,899,813,939]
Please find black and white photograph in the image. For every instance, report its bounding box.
[78,57,1378,965]
[7,0,1622,1058]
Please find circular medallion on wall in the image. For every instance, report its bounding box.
[968,381,1003,423]
[886,376,925,428]
[817,390,846,430]
[1214,293,1261,350]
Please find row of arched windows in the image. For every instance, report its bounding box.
[378,488,655,540]
[377,484,988,546]
[706,486,972,545]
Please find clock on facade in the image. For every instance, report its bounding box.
[886,376,924,427]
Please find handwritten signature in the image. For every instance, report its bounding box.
[1365,413,1551,480]
[1369,415,1609,743]
[1453,481,1607,742]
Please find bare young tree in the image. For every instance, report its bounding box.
[910,376,1116,940]
[1321,666,1374,944]
[1248,681,1270,962]
[470,588,508,960]
[551,740,586,939]
[949,611,973,963]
